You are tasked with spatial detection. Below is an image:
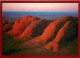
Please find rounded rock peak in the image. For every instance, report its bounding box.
[23,15,32,18]
[64,16,72,18]
[32,16,40,20]
[22,16,40,20]
[25,15,32,17]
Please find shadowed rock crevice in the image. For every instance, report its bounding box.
[19,19,52,38]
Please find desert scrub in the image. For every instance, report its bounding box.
[2,33,26,55]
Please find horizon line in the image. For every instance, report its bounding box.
[2,11,78,12]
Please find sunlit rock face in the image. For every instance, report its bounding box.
[7,16,40,36]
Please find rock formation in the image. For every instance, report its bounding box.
[14,19,52,40]
[2,21,13,32]
[7,16,40,36]
[45,21,78,52]
[13,16,77,49]
[4,16,78,53]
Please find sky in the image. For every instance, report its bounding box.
[2,3,78,12]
